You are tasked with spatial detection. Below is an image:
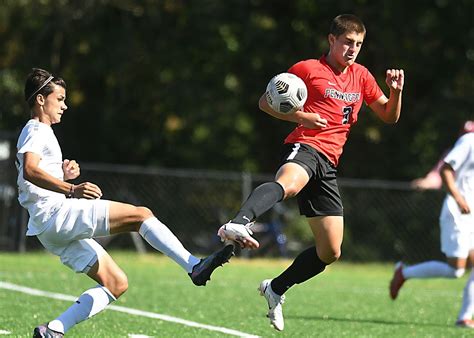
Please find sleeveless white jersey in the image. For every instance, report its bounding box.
[16,119,66,235]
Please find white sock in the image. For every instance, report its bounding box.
[403,261,460,279]
[139,217,200,273]
[458,270,474,320]
[48,285,116,333]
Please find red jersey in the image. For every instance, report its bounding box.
[284,55,384,166]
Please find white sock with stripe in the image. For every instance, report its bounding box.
[48,285,116,333]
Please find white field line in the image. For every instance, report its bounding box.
[0,281,259,338]
[0,330,12,335]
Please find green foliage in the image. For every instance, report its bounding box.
[0,0,472,179]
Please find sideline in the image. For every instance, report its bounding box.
[0,281,259,338]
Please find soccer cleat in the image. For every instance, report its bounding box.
[189,244,234,286]
[258,279,285,331]
[33,324,64,338]
[217,222,260,249]
[456,319,474,328]
[389,261,406,300]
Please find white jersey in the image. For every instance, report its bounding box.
[16,119,66,235]
[440,132,474,224]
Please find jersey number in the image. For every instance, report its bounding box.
[342,106,353,124]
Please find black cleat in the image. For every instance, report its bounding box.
[189,244,234,286]
[33,324,64,338]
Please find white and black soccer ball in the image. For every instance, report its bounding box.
[265,72,308,114]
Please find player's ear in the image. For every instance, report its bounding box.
[328,34,336,46]
[36,94,45,106]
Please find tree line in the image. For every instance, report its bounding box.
[0,0,472,179]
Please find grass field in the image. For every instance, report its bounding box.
[0,251,472,337]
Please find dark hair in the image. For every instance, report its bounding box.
[24,68,66,108]
[329,14,366,38]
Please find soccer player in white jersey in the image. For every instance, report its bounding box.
[18,68,234,337]
[390,121,474,328]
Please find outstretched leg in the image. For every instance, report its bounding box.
[108,202,201,272]
[108,201,233,285]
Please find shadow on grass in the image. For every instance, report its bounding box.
[286,314,452,329]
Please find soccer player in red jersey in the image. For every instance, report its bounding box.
[217,14,404,331]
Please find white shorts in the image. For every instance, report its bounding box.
[440,208,474,258]
[37,199,110,273]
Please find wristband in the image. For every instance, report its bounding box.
[67,184,75,198]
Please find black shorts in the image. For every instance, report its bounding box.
[279,143,344,217]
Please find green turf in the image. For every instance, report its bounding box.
[0,251,472,337]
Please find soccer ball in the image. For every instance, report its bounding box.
[265,73,307,114]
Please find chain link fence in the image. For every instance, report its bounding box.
[0,132,446,263]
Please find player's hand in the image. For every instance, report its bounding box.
[63,159,80,180]
[456,196,471,214]
[411,174,441,190]
[294,111,328,129]
[386,69,404,91]
[73,182,103,199]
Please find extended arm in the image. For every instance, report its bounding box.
[411,158,445,190]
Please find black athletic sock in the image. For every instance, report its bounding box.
[232,182,284,224]
[270,246,327,295]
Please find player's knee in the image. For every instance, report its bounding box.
[283,185,300,199]
[328,250,341,264]
[318,248,341,264]
[137,206,154,222]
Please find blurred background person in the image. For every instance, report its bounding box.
[390,120,474,328]
[411,120,474,190]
